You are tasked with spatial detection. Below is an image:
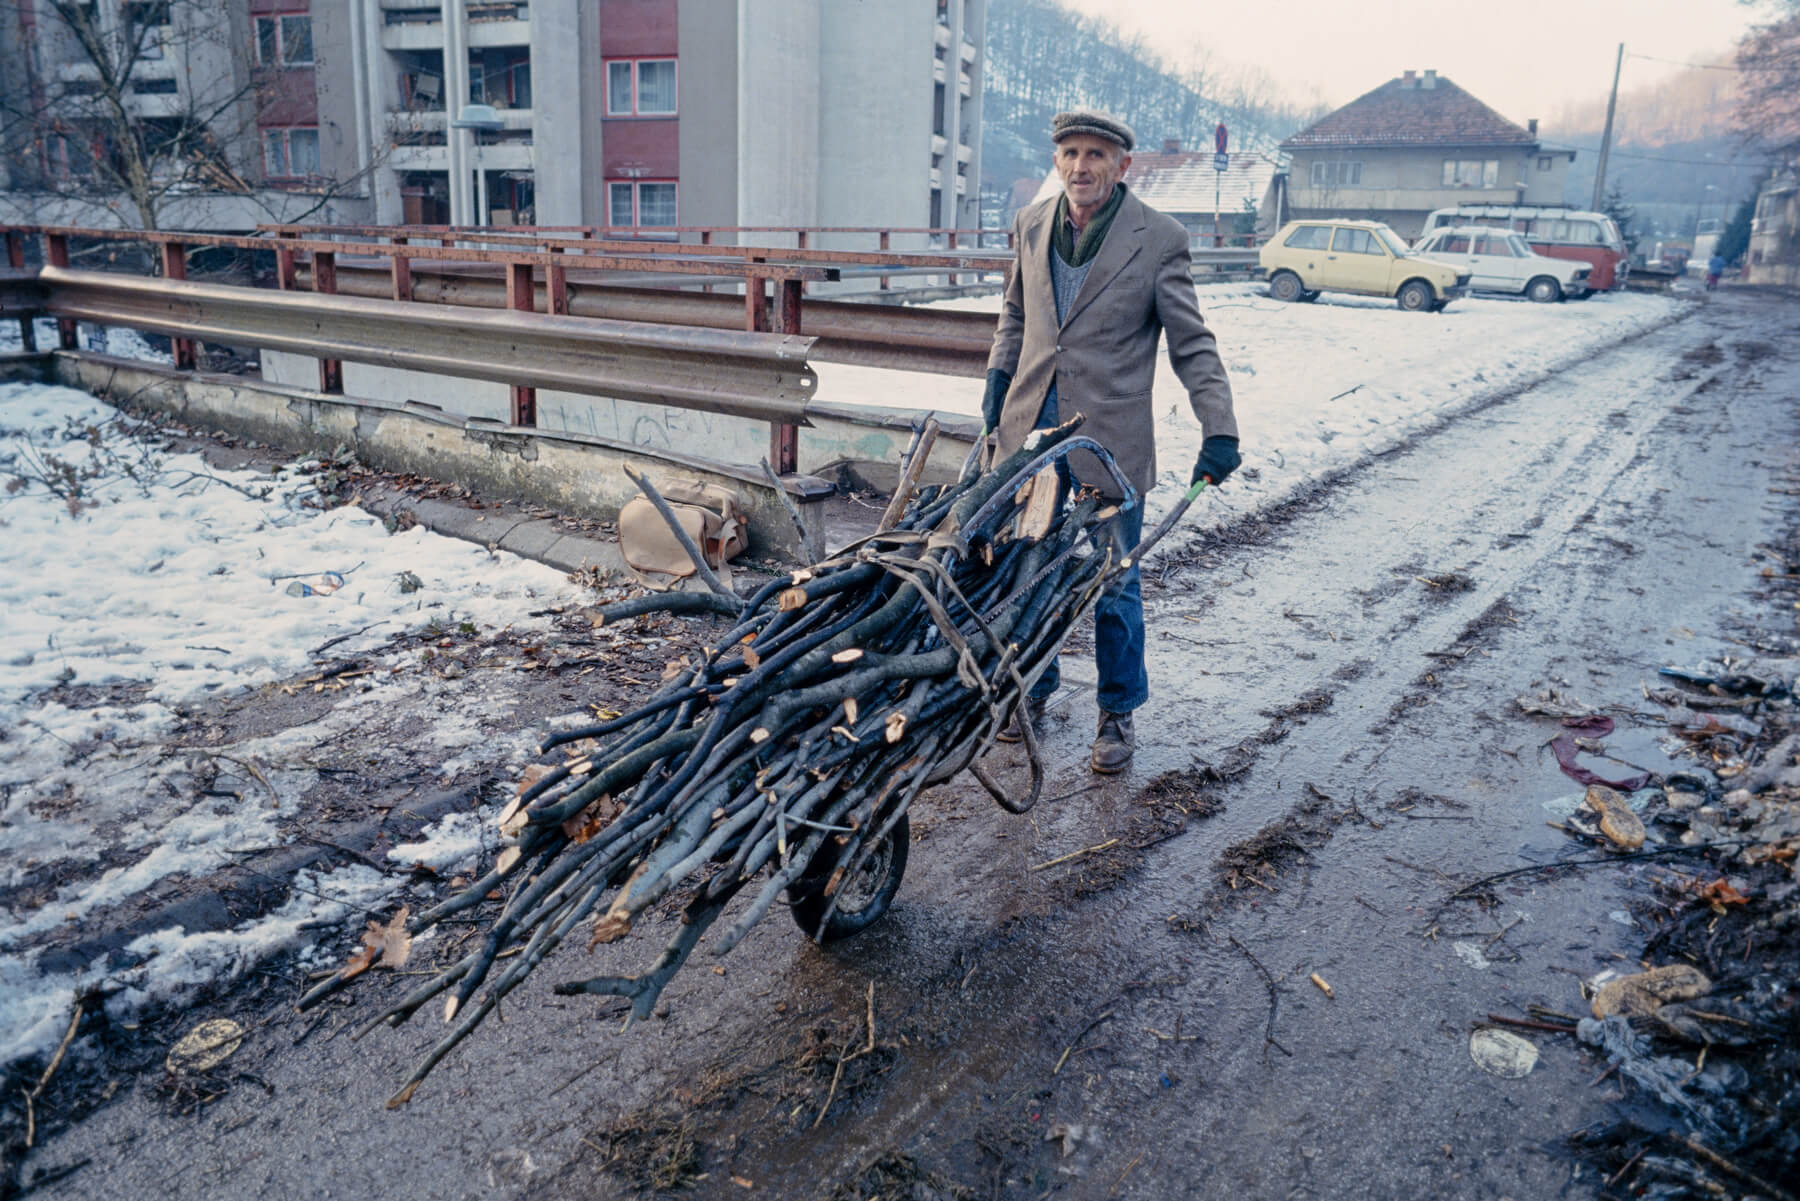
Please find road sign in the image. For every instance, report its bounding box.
[1214,152,1229,172]
[1215,123,1229,154]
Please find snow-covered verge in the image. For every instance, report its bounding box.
[815,286,1689,537]
[0,383,586,1068]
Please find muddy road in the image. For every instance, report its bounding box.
[18,289,1800,1200]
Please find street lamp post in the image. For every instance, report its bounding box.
[452,102,505,227]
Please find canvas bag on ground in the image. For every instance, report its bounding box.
[618,479,748,579]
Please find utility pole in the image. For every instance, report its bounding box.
[1591,42,1623,211]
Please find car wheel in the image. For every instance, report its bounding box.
[1269,270,1304,302]
[1396,280,1434,312]
[1526,276,1562,303]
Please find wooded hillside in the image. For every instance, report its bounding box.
[981,0,1322,211]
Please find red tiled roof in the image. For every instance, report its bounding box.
[1280,74,1537,150]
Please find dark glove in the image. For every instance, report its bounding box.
[981,368,1012,432]
[1192,435,1241,487]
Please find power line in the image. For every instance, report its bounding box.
[1546,143,1775,168]
[1626,52,1744,72]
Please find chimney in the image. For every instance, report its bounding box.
[1528,118,1538,135]
[1422,69,1437,88]
[1163,137,1181,153]
[1401,69,1416,87]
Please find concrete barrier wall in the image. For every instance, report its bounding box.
[260,349,979,490]
[56,350,833,559]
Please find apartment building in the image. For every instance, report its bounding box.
[1,0,985,239]
[355,0,986,238]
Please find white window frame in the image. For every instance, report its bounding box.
[1308,160,1361,188]
[603,57,677,117]
[1442,158,1500,188]
[255,13,313,68]
[605,179,679,228]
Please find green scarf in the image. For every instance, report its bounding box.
[1052,182,1127,267]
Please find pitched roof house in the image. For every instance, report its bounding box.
[1278,69,1574,238]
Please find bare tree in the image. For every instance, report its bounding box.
[0,0,376,233]
[1735,2,1800,162]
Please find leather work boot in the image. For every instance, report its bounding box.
[1090,710,1135,774]
[996,695,1049,743]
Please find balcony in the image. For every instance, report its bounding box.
[934,22,950,49]
[931,133,947,158]
[959,37,976,65]
[955,141,971,164]
[933,59,946,84]
[957,70,970,97]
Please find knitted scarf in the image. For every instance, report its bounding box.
[1052,182,1127,267]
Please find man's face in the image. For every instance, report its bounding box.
[1055,134,1130,210]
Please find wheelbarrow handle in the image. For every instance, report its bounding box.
[1118,478,1207,571]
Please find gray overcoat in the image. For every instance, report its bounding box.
[986,187,1237,498]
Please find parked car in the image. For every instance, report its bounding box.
[1418,204,1629,290]
[1259,219,1470,311]
[1413,225,1591,301]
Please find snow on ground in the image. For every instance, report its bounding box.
[0,283,1687,1070]
[815,286,1688,537]
[0,382,585,1066]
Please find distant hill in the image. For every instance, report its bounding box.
[981,0,1323,218]
[1537,54,1768,235]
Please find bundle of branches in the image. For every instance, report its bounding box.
[304,418,1200,1106]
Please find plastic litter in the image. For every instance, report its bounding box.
[1469,1027,1538,1078]
[1577,1016,1746,1143]
[284,571,345,598]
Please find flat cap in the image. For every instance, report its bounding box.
[1051,109,1135,152]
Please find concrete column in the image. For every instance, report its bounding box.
[442,0,472,225]
[528,0,581,225]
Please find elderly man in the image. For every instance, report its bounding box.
[984,109,1240,774]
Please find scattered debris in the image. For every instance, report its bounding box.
[165,1019,245,1076]
[1469,1028,1538,1078]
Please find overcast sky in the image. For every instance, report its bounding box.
[1054,0,1769,127]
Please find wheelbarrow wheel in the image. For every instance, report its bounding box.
[789,814,910,942]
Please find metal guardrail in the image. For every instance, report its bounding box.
[37,267,818,425]
[293,262,997,377]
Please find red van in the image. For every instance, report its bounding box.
[1419,205,1630,291]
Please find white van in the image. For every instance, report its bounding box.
[1418,205,1629,290]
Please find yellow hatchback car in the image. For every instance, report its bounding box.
[1259,219,1470,311]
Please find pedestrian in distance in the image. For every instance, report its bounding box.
[982,108,1241,774]
[1706,252,1725,292]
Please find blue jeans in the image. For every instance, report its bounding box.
[1027,385,1148,714]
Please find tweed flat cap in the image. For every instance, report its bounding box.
[1050,109,1135,152]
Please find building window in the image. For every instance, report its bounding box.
[263,126,320,178]
[604,58,677,116]
[255,13,313,67]
[1537,155,1554,171]
[1308,160,1362,188]
[125,1,170,58]
[608,181,634,227]
[607,179,678,227]
[134,77,179,94]
[1443,158,1499,188]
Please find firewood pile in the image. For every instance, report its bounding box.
[303,418,1200,1105]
